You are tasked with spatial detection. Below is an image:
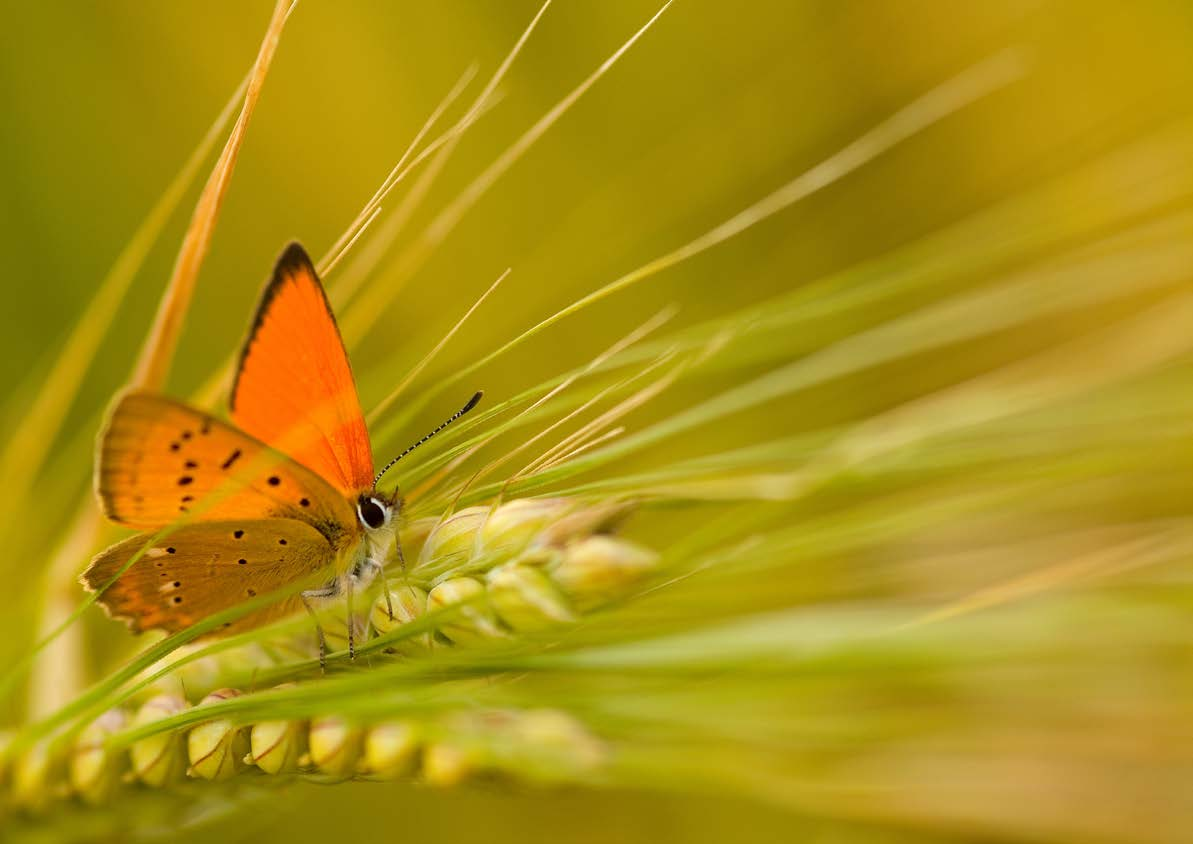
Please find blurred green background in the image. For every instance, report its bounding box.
[2,1,1192,842]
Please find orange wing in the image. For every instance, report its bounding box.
[230,243,374,494]
[98,390,356,547]
[82,519,335,635]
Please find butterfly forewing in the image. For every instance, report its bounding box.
[98,390,356,544]
[83,519,335,635]
[230,243,374,495]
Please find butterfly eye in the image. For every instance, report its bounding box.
[357,497,387,530]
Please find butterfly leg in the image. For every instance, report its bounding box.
[395,532,407,577]
[375,535,403,621]
[350,555,390,623]
[374,555,395,621]
[301,584,339,673]
[346,575,356,662]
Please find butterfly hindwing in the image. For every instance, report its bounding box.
[82,519,335,635]
[98,390,356,543]
[230,243,374,495]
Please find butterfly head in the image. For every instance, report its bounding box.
[356,491,397,532]
[355,489,402,575]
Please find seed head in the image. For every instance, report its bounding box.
[187,689,249,781]
[536,500,632,548]
[69,708,129,805]
[418,499,619,571]
[551,535,658,611]
[11,741,62,813]
[420,507,489,563]
[307,716,364,778]
[361,721,421,780]
[427,577,504,644]
[510,709,606,780]
[487,564,576,631]
[478,499,577,553]
[422,741,475,788]
[248,718,307,775]
[370,584,433,652]
[0,730,12,788]
[129,694,189,787]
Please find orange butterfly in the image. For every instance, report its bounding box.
[82,243,479,660]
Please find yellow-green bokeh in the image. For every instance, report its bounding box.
[2,2,1192,842]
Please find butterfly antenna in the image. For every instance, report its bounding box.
[374,391,483,487]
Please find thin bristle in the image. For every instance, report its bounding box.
[5,0,296,723]
[336,0,667,349]
[368,268,510,425]
[401,48,1028,431]
[132,0,293,392]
